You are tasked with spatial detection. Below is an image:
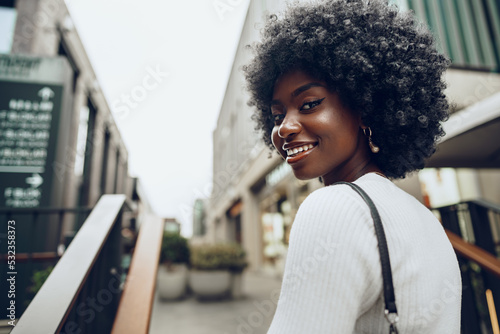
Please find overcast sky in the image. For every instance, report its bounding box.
[66,0,251,236]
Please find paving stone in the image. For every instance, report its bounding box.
[149,272,282,334]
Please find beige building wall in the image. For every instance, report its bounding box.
[478,170,500,205]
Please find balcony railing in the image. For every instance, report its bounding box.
[7,195,163,334]
[435,200,500,334]
[0,206,93,318]
[10,195,127,333]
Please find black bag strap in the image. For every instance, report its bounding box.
[335,182,399,333]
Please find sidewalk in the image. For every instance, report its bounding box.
[149,272,282,334]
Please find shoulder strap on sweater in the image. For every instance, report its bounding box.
[335,181,399,331]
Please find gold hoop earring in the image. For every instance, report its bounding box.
[363,127,380,153]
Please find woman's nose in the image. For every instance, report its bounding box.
[278,113,301,139]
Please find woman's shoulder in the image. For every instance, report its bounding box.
[299,173,391,211]
[295,180,374,232]
[299,182,365,213]
[295,173,410,232]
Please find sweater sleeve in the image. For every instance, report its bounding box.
[267,186,383,334]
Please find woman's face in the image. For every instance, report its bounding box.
[270,69,369,185]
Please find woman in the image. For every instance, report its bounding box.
[243,0,462,333]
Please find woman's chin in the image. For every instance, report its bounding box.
[291,170,319,181]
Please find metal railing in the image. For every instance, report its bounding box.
[446,230,500,278]
[6,196,165,334]
[435,200,500,334]
[0,206,93,318]
[11,195,127,334]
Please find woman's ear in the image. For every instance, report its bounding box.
[359,117,367,129]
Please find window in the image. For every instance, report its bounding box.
[100,129,110,195]
[78,98,97,206]
[0,5,16,53]
[404,0,500,72]
[113,149,120,193]
[57,37,80,91]
[0,1,15,6]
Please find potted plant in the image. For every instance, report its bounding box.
[189,243,234,299]
[157,232,190,300]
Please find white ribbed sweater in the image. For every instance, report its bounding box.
[267,173,462,334]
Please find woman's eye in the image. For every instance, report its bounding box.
[301,98,325,111]
[272,114,285,124]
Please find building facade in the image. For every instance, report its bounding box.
[0,0,142,216]
[0,0,152,319]
[209,0,500,275]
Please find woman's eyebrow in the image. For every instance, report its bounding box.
[270,82,325,106]
[292,82,325,97]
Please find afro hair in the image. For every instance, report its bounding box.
[243,0,450,179]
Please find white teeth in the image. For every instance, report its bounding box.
[287,143,316,156]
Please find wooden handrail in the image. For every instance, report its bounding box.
[111,215,164,334]
[446,229,500,278]
[12,195,127,334]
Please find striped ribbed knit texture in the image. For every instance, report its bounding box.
[267,173,462,334]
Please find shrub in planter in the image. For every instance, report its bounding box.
[225,243,248,273]
[157,232,190,300]
[160,232,190,267]
[225,243,248,298]
[189,243,248,299]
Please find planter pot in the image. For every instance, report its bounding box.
[189,270,231,299]
[157,264,188,300]
[230,271,244,299]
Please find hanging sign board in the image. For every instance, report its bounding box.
[0,54,73,208]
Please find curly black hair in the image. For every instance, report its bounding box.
[243,0,450,179]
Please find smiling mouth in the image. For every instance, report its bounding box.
[286,143,316,157]
[285,143,318,164]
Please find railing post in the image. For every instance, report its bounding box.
[469,202,496,255]
[438,204,461,235]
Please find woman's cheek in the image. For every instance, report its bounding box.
[271,127,285,158]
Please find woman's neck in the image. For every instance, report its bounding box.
[322,160,384,186]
